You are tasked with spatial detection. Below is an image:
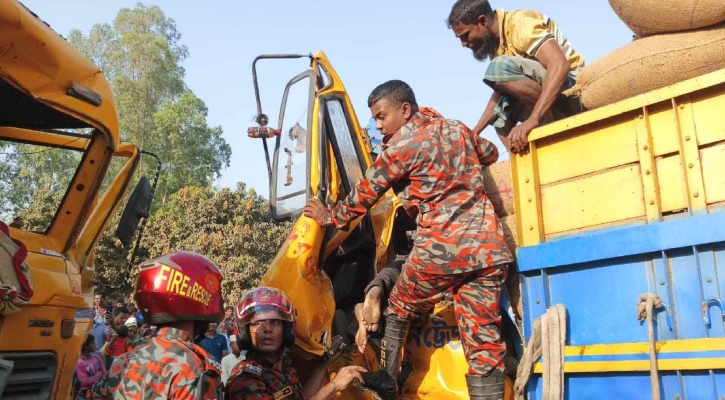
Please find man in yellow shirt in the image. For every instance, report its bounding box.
[447,0,585,153]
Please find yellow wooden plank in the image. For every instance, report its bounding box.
[701,143,725,205]
[655,155,688,213]
[648,102,680,157]
[567,337,725,355]
[690,84,725,147]
[532,338,725,373]
[634,109,662,222]
[533,358,725,373]
[541,165,645,235]
[675,97,707,213]
[536,114,638,186]
[511,148,543,247]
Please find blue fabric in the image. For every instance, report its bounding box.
[199,333,228,362]
[89,323,108,350]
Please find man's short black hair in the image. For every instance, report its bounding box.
[367,80,419,111]
[447,0,494,28]
[113,307,129,316]
[225,306,234,312]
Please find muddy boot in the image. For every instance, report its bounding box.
[466,371,505,400]
[379,314,410,379]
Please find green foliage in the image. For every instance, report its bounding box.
[0,142,81,221]
[94,184,292,304]
[67,3,230,203]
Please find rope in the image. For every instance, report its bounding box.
[514,304,567,400]
[637,293,664,400]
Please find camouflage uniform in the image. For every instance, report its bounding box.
[225,349,303,400]
[325,107,513,375]
[83,327,222,400]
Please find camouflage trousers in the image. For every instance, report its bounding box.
[386,264,507,375]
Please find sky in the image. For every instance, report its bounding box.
[22,1,634,198]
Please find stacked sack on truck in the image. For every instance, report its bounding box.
[482,160,522,320]
[567,0,725,110]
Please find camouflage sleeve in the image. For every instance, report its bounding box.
[329,140,420,229]
[169,364,223,400]
[76,378,108,400]
[226,374,274,400]
[473,133,499,167]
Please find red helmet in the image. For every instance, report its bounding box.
[134,251,224,326]
[236,287,296,349]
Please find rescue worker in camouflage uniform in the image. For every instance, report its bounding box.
[304,80,513,399]
[226,287,367,400]
[83,251,225,399]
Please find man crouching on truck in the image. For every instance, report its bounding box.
[447,0,585,153]
[304,79,513,399]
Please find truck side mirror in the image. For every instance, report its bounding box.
[115,177,152,247]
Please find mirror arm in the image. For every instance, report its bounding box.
[120,150,162,290]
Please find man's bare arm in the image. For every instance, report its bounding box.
[529,39,570,123]
[472,92,503,135]
[509,39,570,151]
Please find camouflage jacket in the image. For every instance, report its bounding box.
[325,108,513,274]
[81,327,222,400]
[225,349,303,400]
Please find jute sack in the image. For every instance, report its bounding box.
[483,159,515,218]
[569,24,725,110]
[499,214,523,319]
[609,0,725,38]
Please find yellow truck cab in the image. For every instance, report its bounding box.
[0,2,154,399]
[247,52,519,399]
[249,50,725,400]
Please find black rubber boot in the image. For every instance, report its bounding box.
[380,314,410,378]
[466,371,505,400]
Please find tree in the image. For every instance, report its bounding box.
[0,142,81,220]
[67,3,230,202]
[91,184,292,304]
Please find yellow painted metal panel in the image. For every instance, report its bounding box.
[536,114,638,186]
[516,71,725,241]
[541,165,645,235]
[512,150,543,246]
[675,98,707,213]
[0,0,119,147]
[529,69,725,144]
[634,110,662,221]
[691,84,725,147]
[532,338,725,373]
[533,358,725,373]
[648,102,680,157]
[701,143,725,205]
[655,155,688,213]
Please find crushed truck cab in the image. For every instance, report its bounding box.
[248,51,518,399]
[0,2,155,399]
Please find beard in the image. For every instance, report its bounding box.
[471,33,499,61]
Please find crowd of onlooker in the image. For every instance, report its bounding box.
[73,295,246,398]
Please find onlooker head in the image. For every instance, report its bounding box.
[93,294,105,309]
[112,307,130,328]
[115,325,129,339]
[82,334,96,354]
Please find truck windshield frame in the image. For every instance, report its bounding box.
[269,70,316,221]
[0,135,85,233]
